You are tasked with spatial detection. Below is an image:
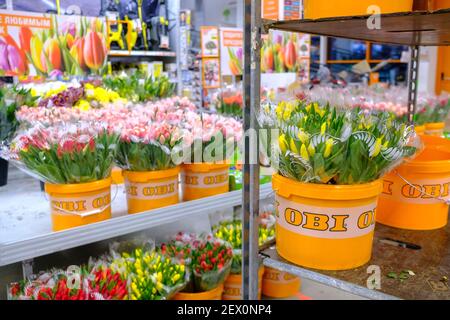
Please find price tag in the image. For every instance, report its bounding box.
[160,35,170,49]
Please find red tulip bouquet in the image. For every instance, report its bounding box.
[160,232,233,293]
[5,122,118,184]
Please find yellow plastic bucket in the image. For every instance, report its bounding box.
[111,167,124,185]
[304,0,413,19]
[273,174,382,271]
[172,285,224,300]
[123,167,180,214]
[415,125,426,135]
[425,122,445,136]
[182,163,229,201]
[262,267,301,298]
[377,139,450,230]
[222,267,264,300]
[45,178,112,232]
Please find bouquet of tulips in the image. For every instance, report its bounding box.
[8,269,102,300]
[215,87,243,117]
[5,122,119,184]
[414,95,450,124]
[115,120,187,171]
[87,265,129,300]
[103,73,176,103]
[0,85,37,142]
[160,232,233,293]
[261,100,417,185]
[109,247,187,300]
[213,219,275,274]
[186,113,243,163]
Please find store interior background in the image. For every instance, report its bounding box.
[0,0,449,300]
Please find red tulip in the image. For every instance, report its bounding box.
[19,27,33,55]
[41,38,62,72]
[83,31,106,71]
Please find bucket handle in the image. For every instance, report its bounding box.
[394,170,450,205]
[44,184,120,218]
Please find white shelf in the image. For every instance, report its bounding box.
[0,170,272,266]
[108,50,176,57]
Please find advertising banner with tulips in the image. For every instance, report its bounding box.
[0,10,108,78]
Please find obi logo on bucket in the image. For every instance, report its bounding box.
[52,194,110,213]
[126,182,176,197]
[184,172,228,186]
[276,197,377,239]
[383,179,450,201]
[367,5,381,30]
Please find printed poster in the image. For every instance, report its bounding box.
[219,27,243,76]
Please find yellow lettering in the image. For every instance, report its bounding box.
[284,208,303,226]
[127,185,138,196]
[442,182,449,197]
[303,212,329,231]
[330,215,349,232]
[401,184,422,198]
[185,175,199,185]
[382,180,394,195]
[358,210,374,229]
[422,184,441,199]
[92,195,110,209]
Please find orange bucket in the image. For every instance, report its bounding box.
[425,122,445,136]
[304,0,413,19]
[182,163,229,201]
[262,267,301,298]
[111,167,124,185]
[415,125,426,135]
[172,285,224,300]
[273,174,382,270]
[45,178,112,232]
[377,139,450,230]
[222,267,264,300]
[123,167,180,214]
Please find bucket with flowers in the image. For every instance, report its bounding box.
[160,232,233,300]
[213,219,274,300]
[182,113,242,201]
[116,119,186,214]
[4,122,118,231]
[260,100,417,270]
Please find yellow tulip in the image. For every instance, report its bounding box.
[372,138,382,158]
[297,130,309,144]
[30,36,45,73]
[289,139,299,154]
[279,134,288,154]
[324,139,334,158]
[308,143,315,157]
[300,144,309,161]
[321,122,327,135]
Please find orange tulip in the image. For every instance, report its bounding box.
[284,40,297,70]
[66,33,75,49]
[83,31,106,71]
[70,37,85,69]
[264,47,274,71]
[229,60,241,76]
[41,38,62,71]
[19,27,33,55]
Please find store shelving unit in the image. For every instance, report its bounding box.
[0,171,272,274]
[241,4,450,300]
[108,50,177,57]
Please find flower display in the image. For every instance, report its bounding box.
[88,265,128,300]
[261,100,418,185]
[216,88,243,117]
[414,95,450,124]
[109,248,187,300]
[160,232,233,293]
[7,123,118,184]
[213,219,275,274]
[103,74,176,102]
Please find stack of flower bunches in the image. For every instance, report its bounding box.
[109,248,186,300]
[267,100,416,185]
[214,221,275,274]
[160,232,233,293]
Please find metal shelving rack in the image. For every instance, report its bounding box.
[241,5,450,300]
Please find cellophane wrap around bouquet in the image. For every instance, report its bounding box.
[415,94,450,124]
[8,265,128,300]
[213,218,275,274]
[260,100,419,185]
[3,122,119,184]
[108,241,188,300]
[160,232,233,293]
